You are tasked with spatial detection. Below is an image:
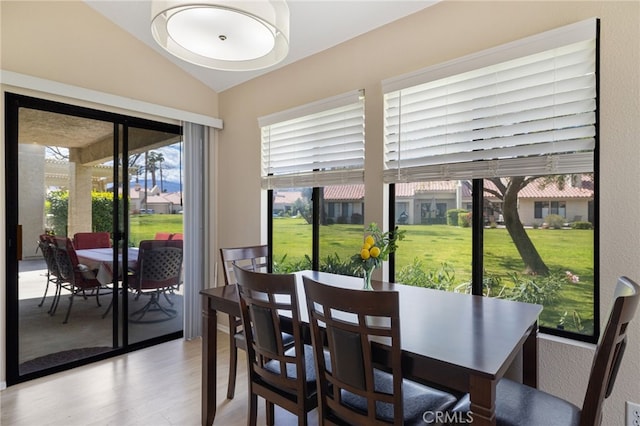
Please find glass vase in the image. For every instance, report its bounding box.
[363,267,374,290]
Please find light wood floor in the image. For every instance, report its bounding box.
[0,331,320,426]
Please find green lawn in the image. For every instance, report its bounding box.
[273,217,594,335]
[128,214,594,335]
[128,214,183,245]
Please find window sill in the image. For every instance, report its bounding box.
[538,332,596,350]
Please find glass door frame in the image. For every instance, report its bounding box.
[4,92,183,385]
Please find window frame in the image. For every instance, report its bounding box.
[383,18,600,343]
[388,176,598,343]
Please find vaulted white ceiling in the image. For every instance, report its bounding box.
[85,1,437,93]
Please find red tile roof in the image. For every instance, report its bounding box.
[484,176,593,199]
[323,185,364,200]
[322,175,593,201]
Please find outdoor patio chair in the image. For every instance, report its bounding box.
[52,236,104,324]
[128,240,183,323]
[36,234,62,313]
[73,231,111,249]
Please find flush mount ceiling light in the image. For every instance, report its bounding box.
[151,0,289,71]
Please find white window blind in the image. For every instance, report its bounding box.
[259,90,365,189]
[383,18,598,183]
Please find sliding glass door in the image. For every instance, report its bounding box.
[124,126,184,344]
[5,93,183,384]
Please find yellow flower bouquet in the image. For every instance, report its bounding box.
[352,223,405,289]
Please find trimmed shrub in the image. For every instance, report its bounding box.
[571,221,593,230]
[544,214,565,229]
[91,191,114,233]
[447,209,468,226]
[47,190,69,235]
[458,211,472,227]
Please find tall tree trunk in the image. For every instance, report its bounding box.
[502,177,549,275]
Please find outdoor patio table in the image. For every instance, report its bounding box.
[200,270,542,426]
[75,248,139,285]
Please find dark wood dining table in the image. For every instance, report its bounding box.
[200,270,542,426]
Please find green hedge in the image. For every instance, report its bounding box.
[447,209,468,226]
[571,221,593,230]
[46,190,116,236]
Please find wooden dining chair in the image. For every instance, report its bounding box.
[219,245,271,399]
[235,266,320,426]
[73,231,111,249]
[453,275,640,426]
[302,276,459,425]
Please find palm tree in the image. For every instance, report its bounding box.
[146,151,165,189]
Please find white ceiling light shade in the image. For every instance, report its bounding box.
[151,0,289,71]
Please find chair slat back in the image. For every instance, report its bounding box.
[580,276,640,426]
[303,276,404,425]
[235,266,307,397]
[220,245,269,286]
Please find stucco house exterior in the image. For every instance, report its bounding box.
[131,184,183,214]
[323,175,594,226]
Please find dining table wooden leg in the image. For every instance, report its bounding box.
[202,298,217,426]
[522,321,539,388]
[469,376,497,426]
